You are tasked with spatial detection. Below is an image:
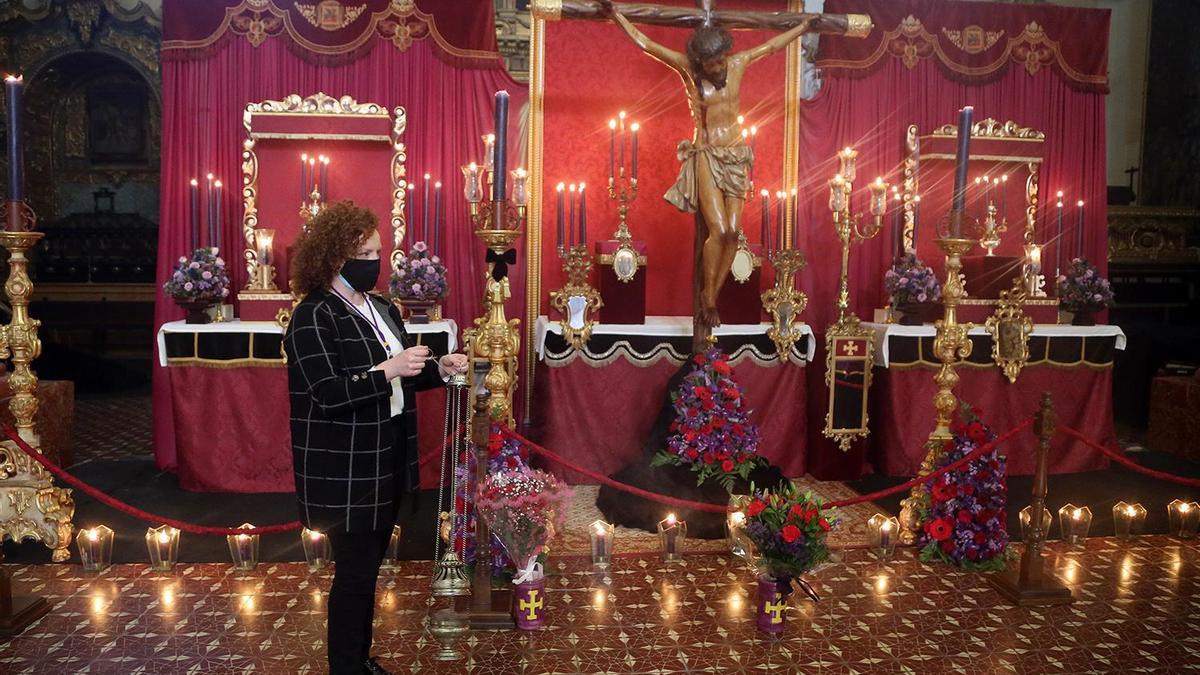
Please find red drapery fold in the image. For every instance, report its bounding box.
[817,0,1110,93]
[153,28,526,470]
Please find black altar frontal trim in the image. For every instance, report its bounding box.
[542,331,811,368]
[886,334,1119,369]
[162,330,451,367]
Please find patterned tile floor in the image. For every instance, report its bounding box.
[2,536,1197,673]
[71,392,154,466]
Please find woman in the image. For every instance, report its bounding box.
[283,201,467,675]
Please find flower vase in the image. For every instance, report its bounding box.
[512,577,547,630]
[755,575,792,634]
[1070,307,1098,326]
[175,298,214,324]
[398,298,436,325]
[896,302,941,326]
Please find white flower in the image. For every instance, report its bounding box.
[210,247,219,255]
[178,256,187,264]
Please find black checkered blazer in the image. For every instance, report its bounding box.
[284,288,442,534]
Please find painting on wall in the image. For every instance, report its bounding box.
[87,83,148,164]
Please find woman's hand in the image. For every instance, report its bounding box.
[438,353,469,378]
[380,346,432,380]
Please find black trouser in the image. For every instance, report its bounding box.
[325,417,408,674]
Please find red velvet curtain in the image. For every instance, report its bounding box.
[153,26,525,469]
[799,44,1109,479]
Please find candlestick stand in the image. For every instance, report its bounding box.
[606,175,643,282]
[760,249,807,360]
[976,202,1006,256]
[550,245,602,349]
[0,208,76,634]
[897,232,975,544]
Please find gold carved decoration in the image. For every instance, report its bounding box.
[242,93,402,293]
[823,315,874,452]
[531,0,563,21]
[67,1,102,44]
[942,25,1003,54]
[902,124,919,252]
[0,231,75,563]
[931,118,1045,140]
[845,14,873,39]
[549,246,603,350]
[761,249,808,361]
[985,283,1033,384]
[295,1,367,31]
[230,9,285,47]
[1107,207,1200,264]
[98,30,161,76]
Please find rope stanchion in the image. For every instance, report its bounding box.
[1060,426,1200,488]
[500,418,1031,512]
[3,426,301,536]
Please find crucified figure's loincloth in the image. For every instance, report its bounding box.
[663,141,754,212]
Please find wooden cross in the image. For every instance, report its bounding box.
[546,1,872,36]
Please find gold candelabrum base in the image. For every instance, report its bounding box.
[464,200,525,425]
[607,175,639,244]
[760,248,808,359]
[0,228,75,563]
[245,263,278,293]
[898,234,975,545]
[977,202,1006,256]
[550,245,603,350]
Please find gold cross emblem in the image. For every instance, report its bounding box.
[841,340,860,356]
[764,593,786,624]
[519,589,544,620]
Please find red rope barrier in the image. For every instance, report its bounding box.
[1059,426,1200,488]
[3,426,301,536]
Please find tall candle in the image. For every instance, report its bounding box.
[579,182,587,244]
[1076,199,1084,257]
[618,111,626,178]
[492,91,510,201]
[775,191,784,250]
[951,106,974,222]
[407,184,415,243]
[205,173,214,247]
[321,155,330,199]
[214,179,222,251]
[189,179,199,251]
[1002,174,1009,220]
[556,182,565,251]
[422,173,430,243]
[5,75,24,204]
[630,122,639,180]
[300,153,308,203]
[434,181,443,255]
[568,184,577,248]
[1055,192,1064,273]
[608,119,616,182]
[790,188,799,249]
[892,190,901,259]
[973,177,983,221]
[913,194,921,244]
[308,157,316,195]
[749,126,758,184]
[760,189,769,251]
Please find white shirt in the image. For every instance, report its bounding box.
[364,299,407,418]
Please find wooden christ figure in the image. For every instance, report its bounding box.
[597,0,826,348]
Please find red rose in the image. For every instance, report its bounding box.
[961,484,976,496]
[967,549,979,561]
[926,518,954,541]
[732,424,744,435]
[940,539,956,554]
[712,416,725,428]
[957,510,973,525]
[695,387,712,399]
[818,518,831,531]
[976,510,993,524]
[713,360,732,376]
[703,400,716,411]
[685,449,699,461]
[506,456,518,468]
[693,354,707,365]
[781,524,802,543]
[687,407,698,418]
[721,459,735,472]
[746,501,766,517]
[973,532,987,545]
[704,451,717,464]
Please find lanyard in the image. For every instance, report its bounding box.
[331,289,394,356]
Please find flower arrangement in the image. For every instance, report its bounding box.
[652,348,764,490]
[390,241,448,302]
[884,251,941,307]
[917,403,1011,571]
[475,465,572,584]
[454,426,529,574]
[1056,257,1113,311]
[163,247,230,302]
[741,481,836,582]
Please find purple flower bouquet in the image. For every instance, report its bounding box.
[390,241,449,302]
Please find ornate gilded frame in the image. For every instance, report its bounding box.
[549,246,604,349]
[240,92,408,294]
[823,315,875,451]
[985,283,1033,383]
[760,249,807,359]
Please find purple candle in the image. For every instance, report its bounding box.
[556,182,565,251]
[300,153,308,203]
[790,188,799,249]
[214,179,222,251]
[205,173,214,247]
[568,184,576,248]
[189,178,199,251]
[320,155,330,199]
[5,75,24,205]
[618,111,626,179]
[760,189,769,251]
[608,119,616,182]
[1076,199,1084,257]
[492,91,509,201]
[434,181,443,255]
[775,191,784,250]
[630,122,639,180]
[422,173,430,243]
[579,182,587,244]
[951,106,974,226]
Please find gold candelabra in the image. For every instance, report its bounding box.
[897,222,975,544]
[760,249,808,359]
[299,185,325,222]
[462,155,527,425]
[606,137,643,283]
[976,200,1007,256]
[0,215,75,568]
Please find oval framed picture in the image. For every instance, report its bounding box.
[613,247,639,282]
[730,247,754,283]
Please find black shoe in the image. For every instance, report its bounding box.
[364,657,392,675]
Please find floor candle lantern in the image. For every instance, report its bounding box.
[867,513,899,559]
[1019,504,1053,541]
[76,525,114,573]
[589,520,614,566]
[226,523,259,571]
[657,513,686,563]
[145,525,180,571]
[301,528,330,571]
[1057,505,1092,545]
[1167,500,1199,538]
[381,524,402,569]
[1111,502,1146,540]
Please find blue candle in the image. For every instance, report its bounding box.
[579,183,587,244]
[5,75,23,205]
[760,189,769,251]
[568,184,576,248]
[492,91,509,202]
[189,179,199,251]
[422,173,430,243]
[434,181,442,255]
[556,182,565,251]
[951,106,973,223]
[300,153,307,203]
[205,173,214,247]
[214,179,222,251]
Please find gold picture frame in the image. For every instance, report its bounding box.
[760,248,807,359]
[985,283,1033,383]
[549,246,603,350]
[823,315,874,451]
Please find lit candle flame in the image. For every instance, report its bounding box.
[1077,200,1084,207]
[1073,508,1083,520]
[881,520,892,532]
[1181,502,1192,514]
[608,119,616,130]
[1056,190,1064,198]
[556,182,564,192]
[87,528,99,542]
[666,513,677,526]
[158,530,170,545]
[729,511,745,526]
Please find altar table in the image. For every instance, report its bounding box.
[862,323,1127,477]
[157,319,458,492]
[528,316,815,483]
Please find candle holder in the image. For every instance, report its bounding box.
[761,249,808,361]
[381,524,403,570]
[549,245,602,350]
[1022,243,1046,297]
[301,527,330,571]
[226,523,260,571]
[607,170,642,283]
[245,228,278,292]
[1057,504,1092,545]
[145,525,180,572]
[657,514,686,563]
[1112,501,1146,540]
[300,185,325,222]
[1167,499,1200,538]
[589,519,615,566]
[1019,504,1054,542]
[76,525,114,573]
[975,201,1007,256]
[867,513,899,559]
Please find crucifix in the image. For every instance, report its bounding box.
[543,0,871,352]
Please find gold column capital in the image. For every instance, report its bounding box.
[845,14,873,38]
[531,0,563,21]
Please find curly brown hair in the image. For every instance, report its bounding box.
[289,201,379,296]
